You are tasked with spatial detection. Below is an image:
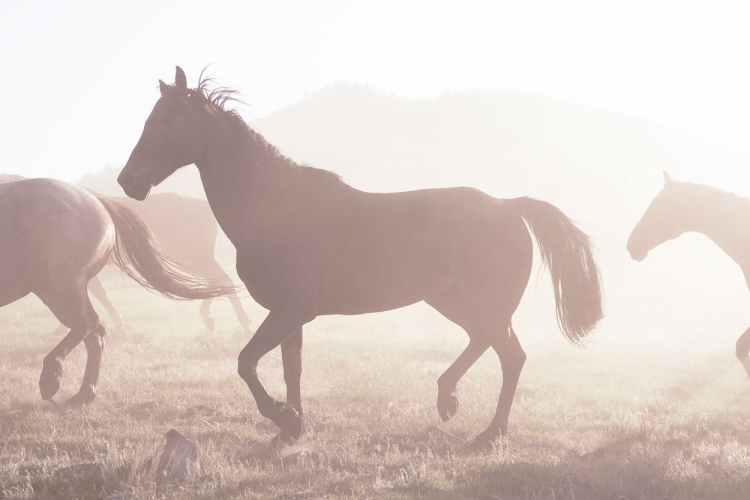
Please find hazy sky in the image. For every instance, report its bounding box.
[1,0,749,181]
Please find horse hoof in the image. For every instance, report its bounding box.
[270,430,297,449]
[65,389,96,407]
[276,403,303,440]
[437,393,459,422]
[467,429,501,452]
[39,361,63,400]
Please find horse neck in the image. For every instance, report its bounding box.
[195,116,293,245]
[684,187,750,268]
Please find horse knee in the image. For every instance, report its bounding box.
[237,351,257,382]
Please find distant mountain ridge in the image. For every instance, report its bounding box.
[84,84,750,203]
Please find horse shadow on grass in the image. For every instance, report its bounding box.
[446,425,750,500]
[187,421,750,500]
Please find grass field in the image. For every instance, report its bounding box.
[2,271,750,499]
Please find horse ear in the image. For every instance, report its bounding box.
[175,66,188,90]
[663,171,672,185]
[159,80,169,96]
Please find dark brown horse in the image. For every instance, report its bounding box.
[628,172,750,378]
[76,193,251,335]
[118,67,603,449]
[0,177,235,405]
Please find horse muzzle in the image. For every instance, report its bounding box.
[627,245,648,262]
[117,170,151,201]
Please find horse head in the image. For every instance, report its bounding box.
[118,67,216,200]
[627,171,691,261]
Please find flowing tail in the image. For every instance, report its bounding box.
[508,197,603,344]
[97,197,236,300]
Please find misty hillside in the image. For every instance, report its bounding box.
[81,86,750,347]
[85,85,750,243]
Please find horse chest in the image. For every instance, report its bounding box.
[235,244,313,310]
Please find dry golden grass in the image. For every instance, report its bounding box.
[2,272,750,499]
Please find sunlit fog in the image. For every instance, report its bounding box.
[2,2,750,499]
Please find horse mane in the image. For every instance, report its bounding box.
[170,71,347,190]
[677,181,750,212]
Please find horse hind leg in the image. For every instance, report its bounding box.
[436,336,490,422]
[470,326,526,450]
[427,293,493,423]
[52,275,119,336]
[736,327,750,378]
[37,285,100,403]
[66,319,106,406]
[427,271,527,449]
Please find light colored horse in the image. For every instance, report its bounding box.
[62,193,251,335]
[2,174,251,335]
[117,67,603,449]
[0,177,235,405]
[628,172,750,377]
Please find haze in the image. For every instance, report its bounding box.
[5,2,750,497]
[1,0,750,184]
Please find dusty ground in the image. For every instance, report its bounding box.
[2,272,750,499]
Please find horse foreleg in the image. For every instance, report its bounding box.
[65,323,106,406]
[470,327,526,450]
[238,310,309,443]
[88,275,123,328]
[736,327,750,378]
[437,336,490,422]
[281,327,304,416]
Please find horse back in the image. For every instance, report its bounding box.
[0,178,115,289]
[236,185,531,314]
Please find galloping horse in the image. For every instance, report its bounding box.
[0,177,235,405]
[117,67,603,449]
[3,173,251,335]
[628,172,750,378]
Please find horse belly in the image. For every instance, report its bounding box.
[236,243,451,315]
[316,258,451,314]
[0,246,31,306]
